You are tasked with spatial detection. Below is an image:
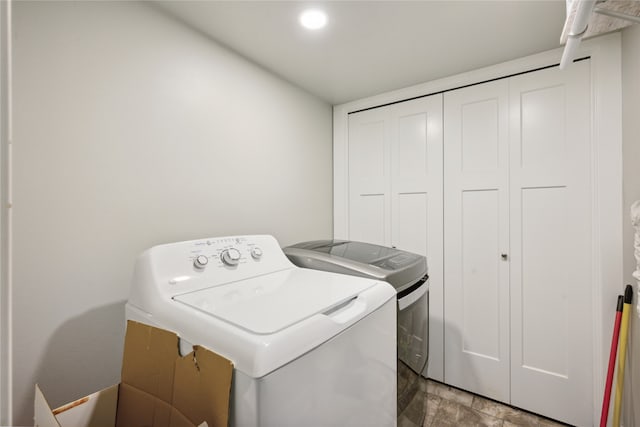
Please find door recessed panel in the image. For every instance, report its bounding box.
[349,119,386,186]
[520,187,568,377]
[349,121,385,179]
[462,189,500,360]
[349,194,385,246]
[397,113,428,181]
[461,100,499,173]
[396,193,427,256]
[521,86,566,170]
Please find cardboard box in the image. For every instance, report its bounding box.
[35,320,233,427]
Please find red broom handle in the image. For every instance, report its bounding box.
[600,295,624,427]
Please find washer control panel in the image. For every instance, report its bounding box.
[133,235,294,298]
[186,236,267,271]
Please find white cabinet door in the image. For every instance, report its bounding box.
[348,107,392,246]
[508,60,592,426]
[390,96,444,380]
[443,80,511,403]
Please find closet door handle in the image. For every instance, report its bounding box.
[501,253,508,260]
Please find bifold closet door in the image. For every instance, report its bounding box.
[443,80,510,403]
[347,96,445,381]
[348,107,391,246]
[508,60,592,427]
[389,96,444,380]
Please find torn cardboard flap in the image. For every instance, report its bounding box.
[117,320,233,427]
[35,321,233,427]
[120,320,178,403]
[173,345,234,427]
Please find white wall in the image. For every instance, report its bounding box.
[621,23,640,427]
[9,1,332,425]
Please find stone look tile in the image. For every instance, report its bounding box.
[537,417,570,427]
[402,388,428,426]
[471,395,511,417]
[432,399,503,427]
[501,408,543,426]
[471,396,539,425]
[426,380,474,407]
[422,380,569,427]
[398,414,416,427]
[423,393,441,427]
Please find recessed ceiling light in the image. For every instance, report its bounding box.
[299,9,327,30]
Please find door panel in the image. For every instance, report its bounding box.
[348,108,391,246]
[349,194,386,246]
[397,113,429,185]
[395,193,427,256]
[461,99,500,172]
[520,187,569,376]
[444,80,510,403]
[461,189,501,360]
[390,96,444,381]
[509,61,592,427]
[348,97,444,381]
[520,86,566,171]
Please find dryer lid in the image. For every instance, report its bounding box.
[283,240,427,291]
[287,240,423,270]
[173,268,375,335]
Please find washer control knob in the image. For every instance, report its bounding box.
[193,255,209,269]
[251,247,263,260]
[221,248,241,266]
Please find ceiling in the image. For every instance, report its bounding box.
[155,1,569,105]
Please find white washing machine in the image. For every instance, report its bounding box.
[283,240,428,424]
[126,235,397,427]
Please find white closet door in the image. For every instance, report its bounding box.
[348,108,392,246]
[390,95,444,381]
[444,80,510,402]
[508,61,592,426]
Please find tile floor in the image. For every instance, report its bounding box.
[399,378,573,427]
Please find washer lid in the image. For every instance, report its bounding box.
[173,268,375,335]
